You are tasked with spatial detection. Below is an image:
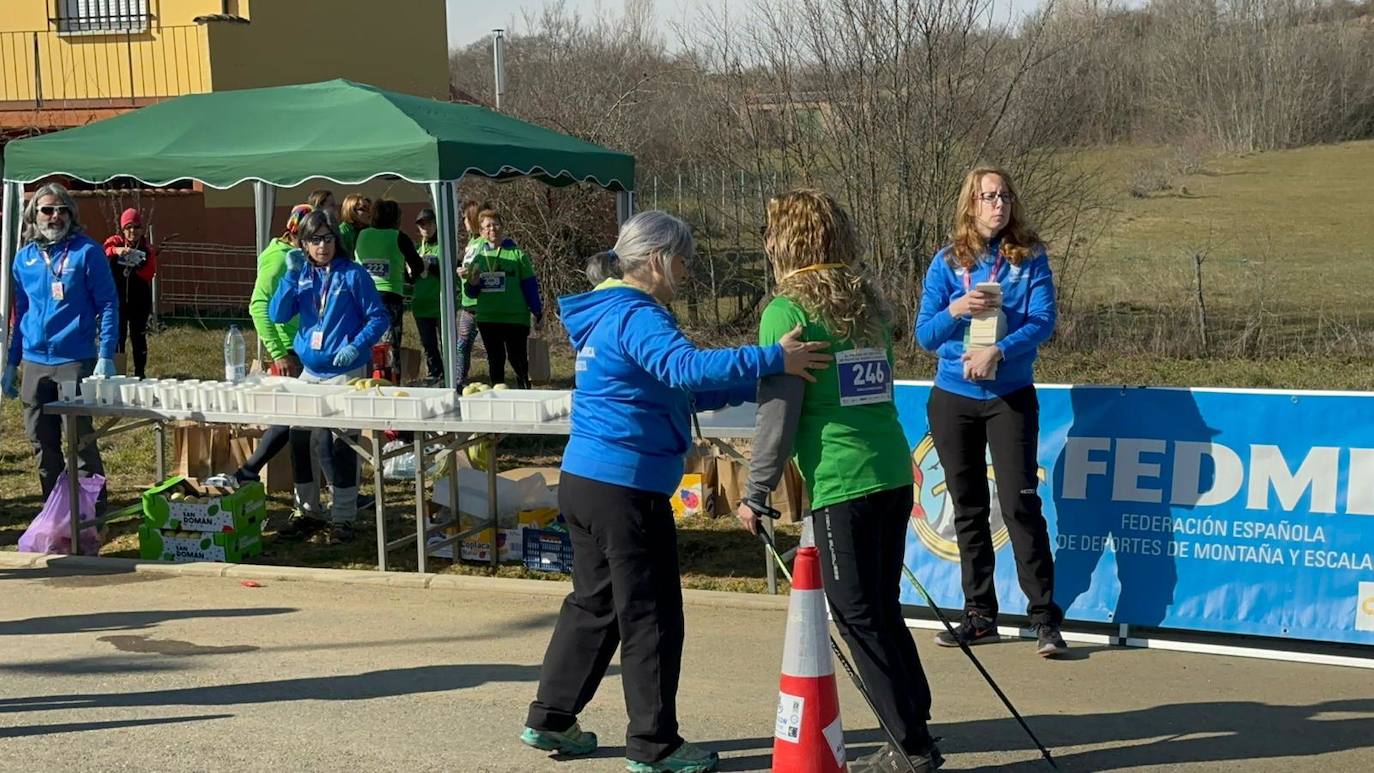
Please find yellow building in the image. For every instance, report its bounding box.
[0,0,450,128]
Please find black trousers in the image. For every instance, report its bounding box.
[526,472,685,764]
[927,385,1062,625]
[237,424,313,485]
[381,292,405,353]
[476,321,529,388]
[116,281,152,378]
[815,487,934,754]
[414,315,444,380]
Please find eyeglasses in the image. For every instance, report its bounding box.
[38,205,70,216]
[303,234,336,246]
[977,192,1016,204]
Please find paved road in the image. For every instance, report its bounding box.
[0,554,1370,772]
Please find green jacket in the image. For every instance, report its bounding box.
[249,238,299,360]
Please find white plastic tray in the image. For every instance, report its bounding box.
[460,389,572,423]
[337,386,458,420]
[241,382,347,417]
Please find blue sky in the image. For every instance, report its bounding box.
[445,0,1047,50]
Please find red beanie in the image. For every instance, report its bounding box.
[120,208,142,228]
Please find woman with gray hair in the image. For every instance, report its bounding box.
[520,211,831,773]
[2,183,119,513]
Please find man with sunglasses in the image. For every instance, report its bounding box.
[2,183,119,514]
[102,208,157,379]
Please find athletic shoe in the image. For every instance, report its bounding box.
[626,741,720,772]
[849,742,944,772]
[277,515,328,539]
[1035,624,1069,658]
[326,522,356,544]
[934,612,998,647]
[520,722,598,755]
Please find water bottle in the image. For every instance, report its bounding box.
[224,325,247,383]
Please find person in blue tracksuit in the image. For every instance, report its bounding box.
[3,183,119,514]
[520,211,830,773]
[268,209,389,543]
[915,165,1067,658]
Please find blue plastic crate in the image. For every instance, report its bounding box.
[523,528,574,573]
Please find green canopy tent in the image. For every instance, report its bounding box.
[1,79,636,388]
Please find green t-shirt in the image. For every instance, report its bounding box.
[338,221,361,256]
[248,239,300,361]
[459,235,483,309]
[758,295,913,510]
[469,241,534,326]
[411,238,442,319]
[355,227,406,295]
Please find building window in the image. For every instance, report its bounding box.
[56,0,152,35]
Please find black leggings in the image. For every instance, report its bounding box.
[476,321,529,388]
[117,283,152,378]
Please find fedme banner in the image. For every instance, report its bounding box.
[895,382,1374,646]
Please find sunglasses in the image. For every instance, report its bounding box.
[38,205,70,216]
[303,234,336,246]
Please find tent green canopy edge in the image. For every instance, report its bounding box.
[1,79,635,191]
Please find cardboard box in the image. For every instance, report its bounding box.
[716,456,810,524]
[138,525,263,563]
[142,476,267,533]
[431,507,559,562]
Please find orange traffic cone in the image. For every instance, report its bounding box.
[773,521,846,772]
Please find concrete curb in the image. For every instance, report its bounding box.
[0,550,790,612]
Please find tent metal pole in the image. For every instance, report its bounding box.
[432,180,461,391]
[252,181,276,364]
[616,190,634,225]
[0,180,21,384]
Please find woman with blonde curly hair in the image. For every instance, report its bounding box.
[915,166,1065,658]
[736,189,941,773]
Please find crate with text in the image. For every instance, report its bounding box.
[142,476,267,533]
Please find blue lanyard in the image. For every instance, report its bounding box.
[315,267,334,318]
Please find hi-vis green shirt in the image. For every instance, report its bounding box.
[355,227,406,295]
[467,241,535,325]
[411,238,442,319]
[758,296,912,509]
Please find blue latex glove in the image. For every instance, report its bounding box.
[94,358,116,378]
[286,248,307,273]
[332,344,359,368]
[1,365,18,399]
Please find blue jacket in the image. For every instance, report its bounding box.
[560,281,785,495]
[269,255,390,378]
[915,241,1056,399]
[8,233,119,366]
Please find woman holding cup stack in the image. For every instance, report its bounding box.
[914,166,1067,658]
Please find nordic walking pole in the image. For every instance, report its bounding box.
[902,520,1059,770]
[755,525,920,773]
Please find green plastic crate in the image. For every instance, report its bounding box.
[142,476,267,533]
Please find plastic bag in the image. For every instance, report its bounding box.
[381,440,446,481]
[19,472,105,555]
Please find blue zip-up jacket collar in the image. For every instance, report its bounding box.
[8,233,119,366]
[559,281,785,494]
[914,241,1056,399]
[268,255,390,379]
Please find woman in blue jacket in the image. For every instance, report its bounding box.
[520,211,830,773]
[915,166,1067,658]
[269,210,389,543]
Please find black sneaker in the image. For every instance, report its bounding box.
[849,742,944,772]
[326,522,356,544]
[277,515,328,539]
[935,613,998,648]
[1035,623,1069,658]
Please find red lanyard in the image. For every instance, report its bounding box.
[962,253,1004,292]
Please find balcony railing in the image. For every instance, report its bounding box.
[0,24,210,108]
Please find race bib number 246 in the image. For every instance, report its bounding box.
[836,348,892,407]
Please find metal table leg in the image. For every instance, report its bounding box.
[65,414,82,555]
[154,421,166,481]
[487,435,500,569]
[372,430,387,571]
[415,433,427,573]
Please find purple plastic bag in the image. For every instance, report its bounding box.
[18,472,105,555]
